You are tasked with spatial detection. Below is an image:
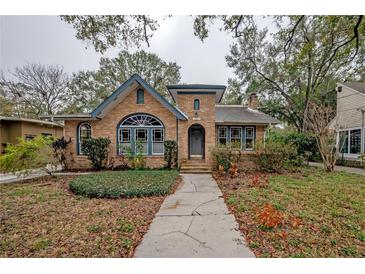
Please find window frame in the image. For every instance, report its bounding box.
[194,99,200,110]
[137,89,144,104]
[152,128,164,155]
[244,126,255,151]
[135,128,148,155]
[77,122,92,155]
[337,127,364,156]
[218,126,228,145]
[230,127,242,149]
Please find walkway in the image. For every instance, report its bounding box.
[309,162,365,176]
[134,174,255,258]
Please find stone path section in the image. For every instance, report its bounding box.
[134,174,255,258]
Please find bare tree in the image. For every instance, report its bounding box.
[306,102,337,172]
[0,64,69,118]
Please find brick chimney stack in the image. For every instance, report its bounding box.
[248,93,258,109]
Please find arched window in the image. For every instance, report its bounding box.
[137,89,144,104]
[117,114,164,155]
[194,99,200,110]
[78,122,92,154]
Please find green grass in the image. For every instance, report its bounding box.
[216,167,365,257]
[69,170,179,198]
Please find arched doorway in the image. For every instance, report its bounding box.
[188,124,205,159]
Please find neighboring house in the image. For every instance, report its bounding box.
[332,82,365,160]
[0,116,64,154]
[44,74,279,171]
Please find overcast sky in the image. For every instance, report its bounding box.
[0,16,241,85]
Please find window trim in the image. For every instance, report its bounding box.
[152,128,164,155]
[194,99,200,110]
[77,122,92,155]
[230,126,242,149]
[137,88,144,104]
[135,128,148,155]
[217,126,228,145]
[244,126,255,151]
[337,127,364,156]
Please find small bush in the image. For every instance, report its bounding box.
[123,140,145,170]
[69,170,179,198]
[268,130,320,161]
[256,139,302,173]
[83,137,111,170]
[164,140,178,168]
[210,143,240,171]
[0,136,57,175]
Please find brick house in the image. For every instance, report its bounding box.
[47,74,279,171]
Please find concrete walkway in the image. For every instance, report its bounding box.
[309,162,365,176]
[134,174,255,258]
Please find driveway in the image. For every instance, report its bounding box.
[134,173,254,258]
[309,162,365,176]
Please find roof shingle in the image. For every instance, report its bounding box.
[215,105,280,124]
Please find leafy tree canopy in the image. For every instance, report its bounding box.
[194,15,365,131]
[66,50,181,113]
[61,15,159,53]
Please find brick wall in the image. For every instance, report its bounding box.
[176,93,216,165]
[64,87,177,169]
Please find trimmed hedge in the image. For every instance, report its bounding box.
[69,170,179,198]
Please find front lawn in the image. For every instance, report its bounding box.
[214,167,365,257]
[70,169,179,198]
[0,170,180,257]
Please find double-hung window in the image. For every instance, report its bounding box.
[218,127,227,145]
[136,128,148,154]
[245,127,254,150]
[118,128,131,154]
[152,128,164,154]
[230,127,241,149]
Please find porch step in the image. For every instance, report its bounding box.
[180,160,211,173]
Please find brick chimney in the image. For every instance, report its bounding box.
[248,93,258,109]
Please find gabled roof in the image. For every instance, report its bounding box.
[44,74,188,121]
[166,84,226,103]
[339,82,365,95]
[215,105,280,124]
[91,74,187,120]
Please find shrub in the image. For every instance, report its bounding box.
[164,140,177,168]
[256,139,301,173]
[268,129,320,161]
[228,162,239,178]
[83,137,111,170]
[123,140,145,169]
[51,137,71,170]
[69,170,179,198]
[0,136,57,176]
[210,143,240,171]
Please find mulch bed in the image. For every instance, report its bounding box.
[0,174,181,258]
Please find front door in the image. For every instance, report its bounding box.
[189,125,204,159]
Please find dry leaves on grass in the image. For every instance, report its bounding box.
[214,168,365,258]
[0,175,180,258]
